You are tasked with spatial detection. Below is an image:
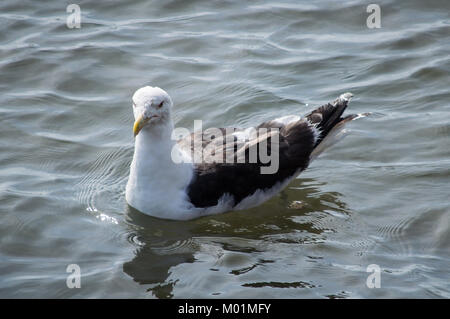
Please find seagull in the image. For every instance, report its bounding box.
[126,86,358,220]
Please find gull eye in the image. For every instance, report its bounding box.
[158,101,164,108]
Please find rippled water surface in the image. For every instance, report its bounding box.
[0,0,449,298]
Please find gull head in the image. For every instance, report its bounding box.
[132,86,173,137]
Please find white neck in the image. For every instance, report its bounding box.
[135,121,175,163]
[125,120,195,219]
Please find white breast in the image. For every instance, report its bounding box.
[126,127,200,220]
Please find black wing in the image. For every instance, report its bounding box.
[178,121,315,208]
[179,93,354,208]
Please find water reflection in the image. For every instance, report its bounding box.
[122,177,351,298]
[123,208,199,298]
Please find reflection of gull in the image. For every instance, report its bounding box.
[126,86,358,220]
[123,207,198,298]
[122,179,366,298]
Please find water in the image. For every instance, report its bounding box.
[0,0,449,298]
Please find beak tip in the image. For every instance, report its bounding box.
[133,114,154,137]
[133,116,143,137]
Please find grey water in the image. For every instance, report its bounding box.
[0,0,449,298]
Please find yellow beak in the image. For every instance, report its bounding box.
[133,114,149,137]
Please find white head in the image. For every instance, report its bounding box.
[132,86,173,137]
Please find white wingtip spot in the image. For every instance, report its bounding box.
[339,92,354,102]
